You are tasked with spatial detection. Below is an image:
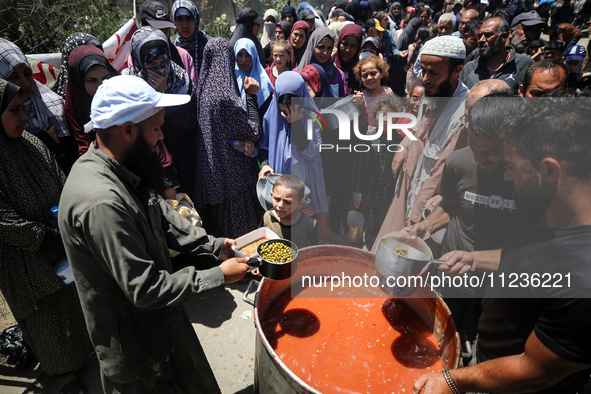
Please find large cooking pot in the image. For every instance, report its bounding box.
[243,245,460,393]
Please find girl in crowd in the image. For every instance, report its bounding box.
[0,38,72,173]
[194,38,263,238]
[297,27,346,97]
[389,2,404,31]
[332,23,364,95]
[264,21,293,66]
[288,21,311,69]
[0,78,93,394]
[234,38,274,119]
[125,27,194,201]
[64,46,118,158]
[172,0,211,75]
[260,72,329,242]
[230,8,266,67]
[265,39,292,86]
[353,55,395,132]
[52,33,102,99]
[407,79,425,118]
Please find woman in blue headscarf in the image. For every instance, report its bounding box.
[234,38,274,119]
[260,71,329,241]
[172,0,212,75]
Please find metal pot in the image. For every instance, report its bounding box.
[247,239,298,281]
[243,245,460,394]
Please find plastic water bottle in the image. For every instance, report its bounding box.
[49,206,59,229]
[229,139,258,158]
[48,206,74,284]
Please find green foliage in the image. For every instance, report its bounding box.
[0,0,132,53]
[201,13,233,39]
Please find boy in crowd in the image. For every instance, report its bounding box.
[262,174,321,248]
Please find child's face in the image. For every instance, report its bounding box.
[566,59,581,72]
[272,185,300,219]
[273,47,289,68]
[360,61,383,90]
[410,85,425,112]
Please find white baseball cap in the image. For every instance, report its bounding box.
[84,75,190,133]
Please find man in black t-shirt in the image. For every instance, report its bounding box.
[405,91,520,338]
[413,96,591,394]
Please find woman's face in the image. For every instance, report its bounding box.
[339,36,360,63]
[1,93,28,139]
[283,14,295,24]
[393,6,401,15]
[276,27,286,40]
[175,15,196,38]
[236,49,253,71]
[360,61,383,91]
[145,58,169,79]
[314,37,333,64]
[273,47,288,68]
[291,29,306,49]
[420,11,431,25]
[84,65,111,97]
[379,14,390,30]
[6,64,34,100]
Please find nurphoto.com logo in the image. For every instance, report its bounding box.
[304,106,418,153]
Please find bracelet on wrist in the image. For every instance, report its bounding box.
[443,369,461,394]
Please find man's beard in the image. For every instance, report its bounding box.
[510,35,526,54]
[427,74,455,97]
[515,172,554,217]
[482,35,505,58]
[123,131,166,196]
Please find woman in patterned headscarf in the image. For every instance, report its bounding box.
[52,32,102,99]
[125,27,191,95]
[0,78,93,394]
[194,38,263,238]
[0,38,72,173]
[125,27,196,200]
[172,0,211,76]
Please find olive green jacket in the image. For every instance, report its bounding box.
[59,145,224,393]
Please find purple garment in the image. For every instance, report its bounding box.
[193,37,260,208]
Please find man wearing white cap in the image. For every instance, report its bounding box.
[58,75,249,393]
[373,36,468,248]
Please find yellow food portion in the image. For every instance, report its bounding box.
[239,237,270,256]
[259,242,293,264]
[393,247,408,257]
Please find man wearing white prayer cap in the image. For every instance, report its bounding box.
[373,35,468,252]
[58,75,249,393]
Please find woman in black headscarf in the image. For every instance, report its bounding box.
[52,33,102,99]
[229,8,266,67]
[396,17,422,51]
[0,78,93,394]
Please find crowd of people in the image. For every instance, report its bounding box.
[1,0,591,392]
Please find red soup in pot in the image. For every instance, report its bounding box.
[261,287,443,393]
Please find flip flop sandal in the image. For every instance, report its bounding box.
[60,377,85,394]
